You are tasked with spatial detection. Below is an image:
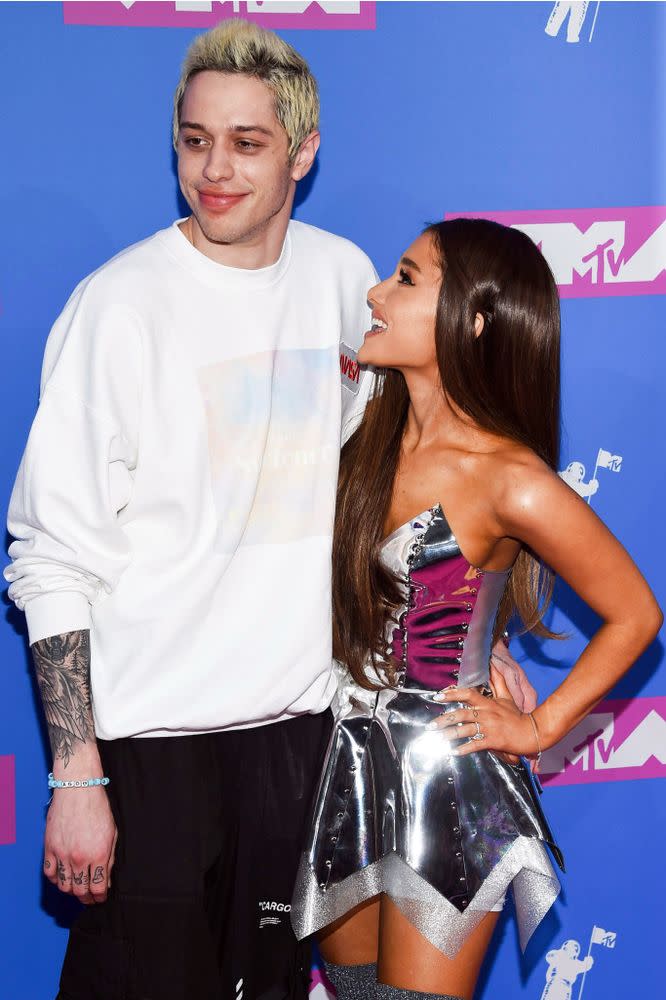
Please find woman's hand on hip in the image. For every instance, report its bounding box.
[429,670,540,763]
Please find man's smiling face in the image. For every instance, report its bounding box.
[177,70,306,256]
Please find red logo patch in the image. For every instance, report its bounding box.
[340,351,360,385]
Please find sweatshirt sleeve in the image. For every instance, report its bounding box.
[341,254,379,446]
[4,280,142,645]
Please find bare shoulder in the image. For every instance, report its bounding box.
[477,438,661,639]
[482,442,575,532]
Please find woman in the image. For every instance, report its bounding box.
[290,218,662,1000]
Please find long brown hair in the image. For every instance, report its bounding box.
[333,218,562,688]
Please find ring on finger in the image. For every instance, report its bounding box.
[471,721,485,741]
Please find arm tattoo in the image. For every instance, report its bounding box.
[32,631,95,769]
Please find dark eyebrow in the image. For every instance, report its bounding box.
[400,256,421,273]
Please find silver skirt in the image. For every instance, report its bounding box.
[291,680,563,957]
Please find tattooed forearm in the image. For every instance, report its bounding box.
[31,631,95,769]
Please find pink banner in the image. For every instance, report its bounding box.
[540,697,666,787]
[0,755,16,846]
[63,2,376,30]
[444,207,666,298]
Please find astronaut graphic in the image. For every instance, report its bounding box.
[540,940,594,1000]
[545,1,601,44]
[540,927,617,1000]
[559,462,599,500]
[559,448,622,505]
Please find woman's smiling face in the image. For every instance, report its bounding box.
[359,232,442,375]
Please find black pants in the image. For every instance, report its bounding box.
[57,710,333,1000]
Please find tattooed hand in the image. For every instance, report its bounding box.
[33,630,118,904]
[44,788,117,904]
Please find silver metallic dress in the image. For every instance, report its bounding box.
[291,504,563,957]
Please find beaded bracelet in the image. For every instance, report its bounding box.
[48,773,110,789]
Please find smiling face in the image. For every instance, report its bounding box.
[177,70,318,262]
[358,233,442,376]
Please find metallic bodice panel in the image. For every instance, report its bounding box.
[291,504,563,959]
[384,504,511,691]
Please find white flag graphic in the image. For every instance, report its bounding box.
[596,448,622,472]
[591,925,617,948]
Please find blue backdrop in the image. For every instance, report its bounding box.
[1,3,665,999]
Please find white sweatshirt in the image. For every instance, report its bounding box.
[5,220,376,739]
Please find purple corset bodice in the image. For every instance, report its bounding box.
[382,504,510,691]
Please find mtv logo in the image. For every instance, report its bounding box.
[597,449,622,472]
[591,924,618,949]
[64,1,375,29]
[176,1,362,10]
[541,697,666,787]
[445,208,666,298]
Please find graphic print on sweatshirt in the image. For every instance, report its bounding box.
[198,346,338,553]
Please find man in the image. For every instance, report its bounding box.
[5,18,534,1000]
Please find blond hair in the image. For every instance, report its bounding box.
[173,18,319,159]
